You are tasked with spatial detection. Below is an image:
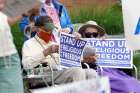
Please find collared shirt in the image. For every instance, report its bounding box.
[0,12,17,57]
[22,35,59,69]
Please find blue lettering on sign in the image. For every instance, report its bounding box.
[88,39,132,68]
[60,34,87,68]
[134,17,140,35]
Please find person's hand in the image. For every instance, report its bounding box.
[74,32,81,39]
[59,28,70,33]
[28,7,39,16]
[22,7,39,18]
[43,44,59,56]
[99,34,108,40]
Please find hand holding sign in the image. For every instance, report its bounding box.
[43,44,59,56]
[60,33,87,68]
[86,38,133,68]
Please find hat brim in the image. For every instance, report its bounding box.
[78,24,106,37]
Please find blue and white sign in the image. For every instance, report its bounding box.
[87,39,133,68]
[122,0,140,50]
[60,33,87,68]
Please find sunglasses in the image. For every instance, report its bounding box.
[85,32,99,38]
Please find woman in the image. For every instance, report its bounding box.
[79,21,140,93]
[0,0,28,92]
[20,0,74,41]
[78,21,106,39]
[79,20,132,76]
[40,0,73,33]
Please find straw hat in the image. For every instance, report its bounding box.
[78,21,106,37]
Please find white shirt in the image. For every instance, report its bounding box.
[0,12,17,57]
[22,35,59,69]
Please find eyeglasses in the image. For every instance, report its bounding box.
[85,32,98,38]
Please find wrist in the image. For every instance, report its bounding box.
[43,49,50,56]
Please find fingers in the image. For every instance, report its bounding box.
[74,32,81,39]
[44,45,59,56]
[51,45,59,53]
[59,28,70,33]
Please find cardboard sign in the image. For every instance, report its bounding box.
[2,0,40,18]
[87,38,133,68]
[122,0,140,50]
[60,33,87,68]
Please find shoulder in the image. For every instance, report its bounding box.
[23,37,36,47]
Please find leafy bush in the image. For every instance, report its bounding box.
[70,4,124,35]
[11,24,24,57]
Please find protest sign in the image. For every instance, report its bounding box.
[60,33,87,68]
[122,0,140,50]
[87,38,133,68]
[2,0,40,18]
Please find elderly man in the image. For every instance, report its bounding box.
[22,16,99,84]
[82,45,140,93]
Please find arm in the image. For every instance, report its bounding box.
[8,15,23,25]
[22,42,59,69]
[22,42,46,69]
[19,16,29,32]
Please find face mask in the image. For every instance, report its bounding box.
[37,30,52,43]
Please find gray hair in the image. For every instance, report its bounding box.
[83,46,96,57]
